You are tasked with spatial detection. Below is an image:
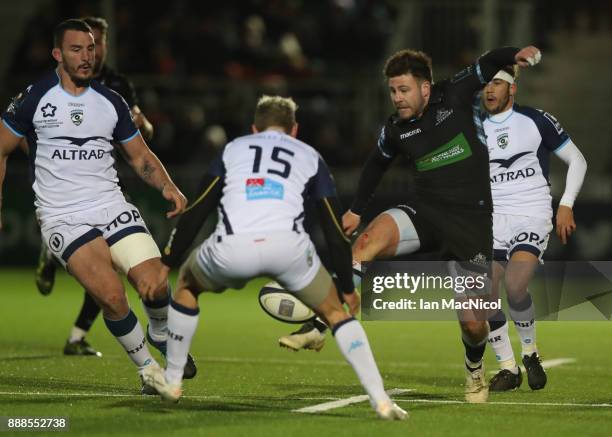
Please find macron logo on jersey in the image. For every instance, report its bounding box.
[246,178,284,200]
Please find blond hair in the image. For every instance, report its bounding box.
[254,95,298,133]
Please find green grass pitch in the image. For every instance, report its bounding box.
[1,268,611,436]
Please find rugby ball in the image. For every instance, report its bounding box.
[258,281,316,324]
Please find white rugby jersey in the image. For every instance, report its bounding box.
[2,70,138,221]
[483,104,570,219]
[208,130,336,235]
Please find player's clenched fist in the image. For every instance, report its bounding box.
[342,210,361,236]
[162,184,187,218]
[515,46,542,67]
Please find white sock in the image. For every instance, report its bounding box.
[333,318,389,407]
[68,326,87,343]
[488,321,518,373]
[104,310,157,370]
[141,286,170,342]
[508,293,538,356]
[165,300,199,385]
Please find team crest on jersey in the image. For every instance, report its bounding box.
[435,108,454,125]
[70,109,84,126]
[245,178,284,200]
[497,133,508,149]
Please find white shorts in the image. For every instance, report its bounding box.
[40,201,161,272]
[194,231,321,293]
[493,213,553,261]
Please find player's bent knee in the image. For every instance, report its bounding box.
[110,232,161,275]
[178,249,221,295]
[97,291,129,318]
[461,320,488,340]
[353,212,400,260]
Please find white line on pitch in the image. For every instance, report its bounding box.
[394,399,612,408]
[0,391,339,401]
[293,388,412,413]
[487,357,576,375]
[1,390,611,409]
[0,355,578,372]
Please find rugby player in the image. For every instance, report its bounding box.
[141,96,407,420]
[482,66,587,391]
[33,16,155,357]
[280,45,544,403]
[0,19,193,392]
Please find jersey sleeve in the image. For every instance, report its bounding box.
[305,156,338,200]
[534,110,570,151]
[350,147,394,215]
[1,86,36,137]
[113,95,139,144]
[161,150,226,268]
[206,149,227,178]
[316,196,355,294]
[376,123,398,159]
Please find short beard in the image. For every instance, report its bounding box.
[72,75,91,88]
[490,95,511,115]
[62,62,92,88]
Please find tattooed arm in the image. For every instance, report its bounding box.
[120,135,187,218]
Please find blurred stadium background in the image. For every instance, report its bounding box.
[1,0,611,265]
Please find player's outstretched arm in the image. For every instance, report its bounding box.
[120,135,187,218]
[0,122,25,230]
[161,173,223,269]
[347,147,395,235]
[452,45,542,103]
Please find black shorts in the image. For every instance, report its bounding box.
[394,202,492,274]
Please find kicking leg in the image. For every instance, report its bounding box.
[280,208,421,351]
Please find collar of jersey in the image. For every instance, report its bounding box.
[487,105,514,124]
[55,69,91,98]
